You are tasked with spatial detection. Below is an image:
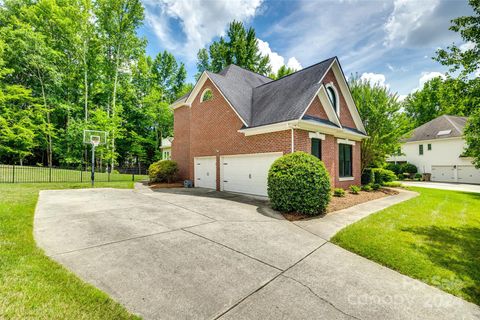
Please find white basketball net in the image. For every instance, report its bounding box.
[91,135,101,147]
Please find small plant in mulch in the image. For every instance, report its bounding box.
[361,184,373,192]
[372,183,381,191]
[349,185,360,195]
[333,188,346,197]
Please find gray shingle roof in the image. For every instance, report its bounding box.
[404,115,467,142]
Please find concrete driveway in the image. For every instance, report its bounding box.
[401,181,480,193]
[34,186,480,320]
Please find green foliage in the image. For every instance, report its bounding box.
[385,163,401,175]
[333,188,346,197]
[267,152,331,215]
[372,168,397,185]
[349,185,360,195]
[148,160,178,183]
[372,183,381,191]
[268,65,296,80]
[195,20,271,77]
[400,163,418,175]
[383,181,403,188]
[464,109,480,168]
[414,173,423,180]
[361,168,375,185]
[361,184,372,192]
[349,75,408,170]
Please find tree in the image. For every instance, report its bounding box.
[464,109,480,168]
[349,75,408,170]
[435,0,480,77]
[196,20,271,75]
[268,65,296,80]
[403,76,479,129]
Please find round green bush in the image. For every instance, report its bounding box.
[400,163,417,175]
[385,163,401,175]
[372,168,397,185]
[149,160,178,183]
[267,152,331,215]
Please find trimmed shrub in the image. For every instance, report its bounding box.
[268,152,331,215]
[349,185,360,194]
[372,168,397,185]
[384,181,403,187]
[149,160,178,183]
[361,184,372,192]
[361,168,375,185]
[414,173,423,180]
[333,188,346,197]
[385,163,401,175]
[372,183,381,191]
[400,163,417,175]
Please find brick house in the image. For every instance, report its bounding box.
[170,57,367,196]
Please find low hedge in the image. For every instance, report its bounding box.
[400,163,417,175]
[372,168,397,185]
[267,152,331,215]
[149,160,178,183]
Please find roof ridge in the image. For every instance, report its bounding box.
[253,56,336,89]
[443,114,463,134]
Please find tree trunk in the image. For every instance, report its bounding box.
[39,74,53,168]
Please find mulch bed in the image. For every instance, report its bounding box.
[148,182,184,189]
[282,188,399,221]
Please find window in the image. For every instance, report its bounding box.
[339,144,352,177]
[427,144,431,151]
[201,89,213,102]
[311,138,322,159]
[326,85,338,114]
[419,144,424,155]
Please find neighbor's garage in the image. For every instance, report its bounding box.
[431,165,455,183]
[194,156,217,189]
[457,165,480,184]
[220,152,282,196]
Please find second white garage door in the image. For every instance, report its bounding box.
[458,165,480,184]
[220,152,282,196]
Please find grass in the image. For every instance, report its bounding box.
[0,164,148,183]
[332,187,480,305]
[0,182,140,319]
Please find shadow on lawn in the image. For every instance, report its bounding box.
[402,225,480,304]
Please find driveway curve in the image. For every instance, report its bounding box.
[34,186,480,319]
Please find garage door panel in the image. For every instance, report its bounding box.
[221,153,282,196]
[431,166,455,182]
[194,157,216,189]
[458,165,480,184]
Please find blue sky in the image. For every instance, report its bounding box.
[138,0,473,98]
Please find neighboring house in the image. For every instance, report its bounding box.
[160,137,173,160]
[169,57,368,196]
[393,115,479,184]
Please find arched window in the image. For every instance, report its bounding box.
[201,89,213,102]
[326,85,339,115]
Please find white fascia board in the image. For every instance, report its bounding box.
[298,120,366,141]
[402,136,463,145]
[331,60,367,134]
[238,120,298,136]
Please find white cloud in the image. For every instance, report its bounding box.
[143,0,263,60]
[257,39,302,73]
[460,41,476,52]
[360,72,388,88]
[418,71,445,88]
[398,94,408,102]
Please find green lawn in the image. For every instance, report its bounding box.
[0,164,148,183]
[0,182,140,319]
[332,187,480,305]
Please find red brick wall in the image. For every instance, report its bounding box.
[172,78,361,189]
[304,96,329,120]
[322,70,356,128]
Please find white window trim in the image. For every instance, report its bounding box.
[337,138,355,145]
[339,177,354,181]
[309,132,326,140]
[200,88,213,102]
[325,82,340,117]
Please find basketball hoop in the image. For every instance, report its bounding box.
[83,130,108,187]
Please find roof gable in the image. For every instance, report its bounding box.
[404,115,467,142]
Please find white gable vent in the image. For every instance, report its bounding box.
[437,129,452,136]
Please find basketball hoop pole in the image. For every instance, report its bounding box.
[91,143,96,187]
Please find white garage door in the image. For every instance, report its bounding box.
[220,153,282,196]
[431,165,455,182]
[458,165,480,184]
[194,156,216,189]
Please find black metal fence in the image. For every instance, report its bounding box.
[0,164,148,183]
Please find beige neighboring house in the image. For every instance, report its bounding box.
[390,115,479,184]
[160,137,173,160]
